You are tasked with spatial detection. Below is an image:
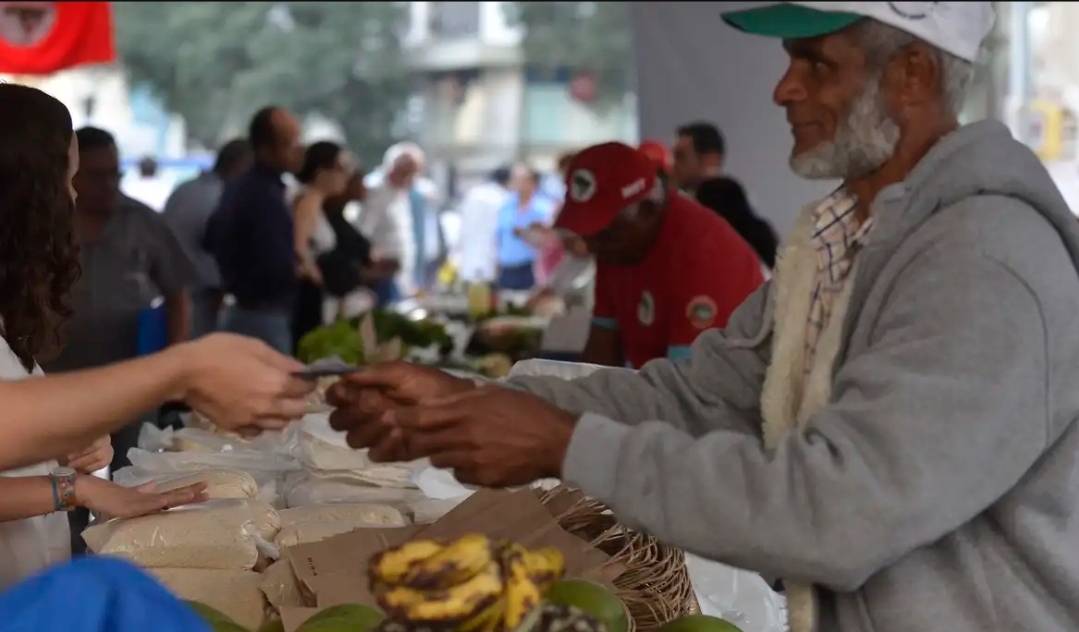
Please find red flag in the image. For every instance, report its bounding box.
[0,2,115,75]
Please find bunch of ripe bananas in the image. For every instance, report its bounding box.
[370,533,566,632]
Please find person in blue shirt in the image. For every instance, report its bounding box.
[496,166,554,290]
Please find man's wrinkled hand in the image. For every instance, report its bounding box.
[383,385,577,488]
[327,361,475,458]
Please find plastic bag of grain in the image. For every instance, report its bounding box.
[260,559,308,612]
[82,499,281,570]
[293,414,422,480]
[274,504,408,551]
[149,567,268,630]
[282,474,426,509]
[131,468,260,499]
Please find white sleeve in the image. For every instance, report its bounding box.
[358,191,403,260]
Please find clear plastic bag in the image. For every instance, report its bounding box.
[126,447,299,478]
[292,415,420,487]
[113,468,261,501]
[81,499,282,571]
[282,473,427,508]
[686,554,787,632]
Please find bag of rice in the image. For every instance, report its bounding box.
[277,503,407,527]
[82,499,281,570]
[153,468,260,500]
[149,567,268,630]
[274,504,407,551]
[283,476,426,508]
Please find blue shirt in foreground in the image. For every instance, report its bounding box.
[2,556,210,632]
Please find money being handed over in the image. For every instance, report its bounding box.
[294,357,361,379]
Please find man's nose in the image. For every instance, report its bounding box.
[773,66,807,107]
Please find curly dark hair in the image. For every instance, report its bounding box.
[0,83,81,371]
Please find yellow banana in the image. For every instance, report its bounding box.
[369,539,444,585]
[399,533,495,589]
[499,541,544,631]
[458,598,506,632]
[521,547,566,591]
[376,560,505,625]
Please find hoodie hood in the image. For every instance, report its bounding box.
[878,120,1079,273]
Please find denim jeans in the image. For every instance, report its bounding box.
[223,306,293,355]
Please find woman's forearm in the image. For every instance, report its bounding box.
[0,477,57,522]
[0,348,189,471]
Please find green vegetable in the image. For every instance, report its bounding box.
[297,318,363,365]
[298,309,452,364]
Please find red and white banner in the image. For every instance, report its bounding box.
[0,2,115,75]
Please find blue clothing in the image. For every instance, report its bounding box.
[497,194,554,267]
[2,556,210,632]
[223,306,293,354]
[497,263,536,291]
[373,278,402,307]
[205,165,296,311]
[409,187,428,289]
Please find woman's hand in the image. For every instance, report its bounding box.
[65,436,113,474]
[77,476,207,519]
[170,333,314,434]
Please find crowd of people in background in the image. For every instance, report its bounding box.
[87,104,783,375]
[0,101,783,558]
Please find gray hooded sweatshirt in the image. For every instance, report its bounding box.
[508,121,1079,632]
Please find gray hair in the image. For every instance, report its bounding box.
[853,19,975,117]
[382,141,425,172]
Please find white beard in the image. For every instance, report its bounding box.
[790,76,902,180]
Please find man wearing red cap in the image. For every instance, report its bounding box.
[638,139,672,176]
[555,142,764,368]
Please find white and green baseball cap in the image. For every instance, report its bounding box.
[721,2,994,63]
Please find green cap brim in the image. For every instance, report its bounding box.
[721,3,863,39]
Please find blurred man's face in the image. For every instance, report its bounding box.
[670,135,700,190]
[269,109,305,175]
[512,168,538,197]
[582,198,664,265]
[388,154,419,189]
[73,145,121,215]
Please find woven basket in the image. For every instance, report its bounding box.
[537,486,699,632]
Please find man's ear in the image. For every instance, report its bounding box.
[703,152,724,170]
[892,42,941,111]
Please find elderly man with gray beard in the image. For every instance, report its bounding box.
[326,3,1079,631]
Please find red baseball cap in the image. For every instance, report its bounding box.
[638,139,671,173]
[555,142,657,237]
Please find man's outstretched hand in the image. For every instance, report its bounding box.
[327,362,578,487]
[327,362,476,460]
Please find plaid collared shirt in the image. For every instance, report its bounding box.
[804,189,874,373]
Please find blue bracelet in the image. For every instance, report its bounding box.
[50,477,60,512]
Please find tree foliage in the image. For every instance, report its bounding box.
[504,2,632,107]
[111,2,411,164]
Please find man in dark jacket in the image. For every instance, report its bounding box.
[673,121,779,268]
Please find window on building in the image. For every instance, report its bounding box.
[429,1,480,39]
